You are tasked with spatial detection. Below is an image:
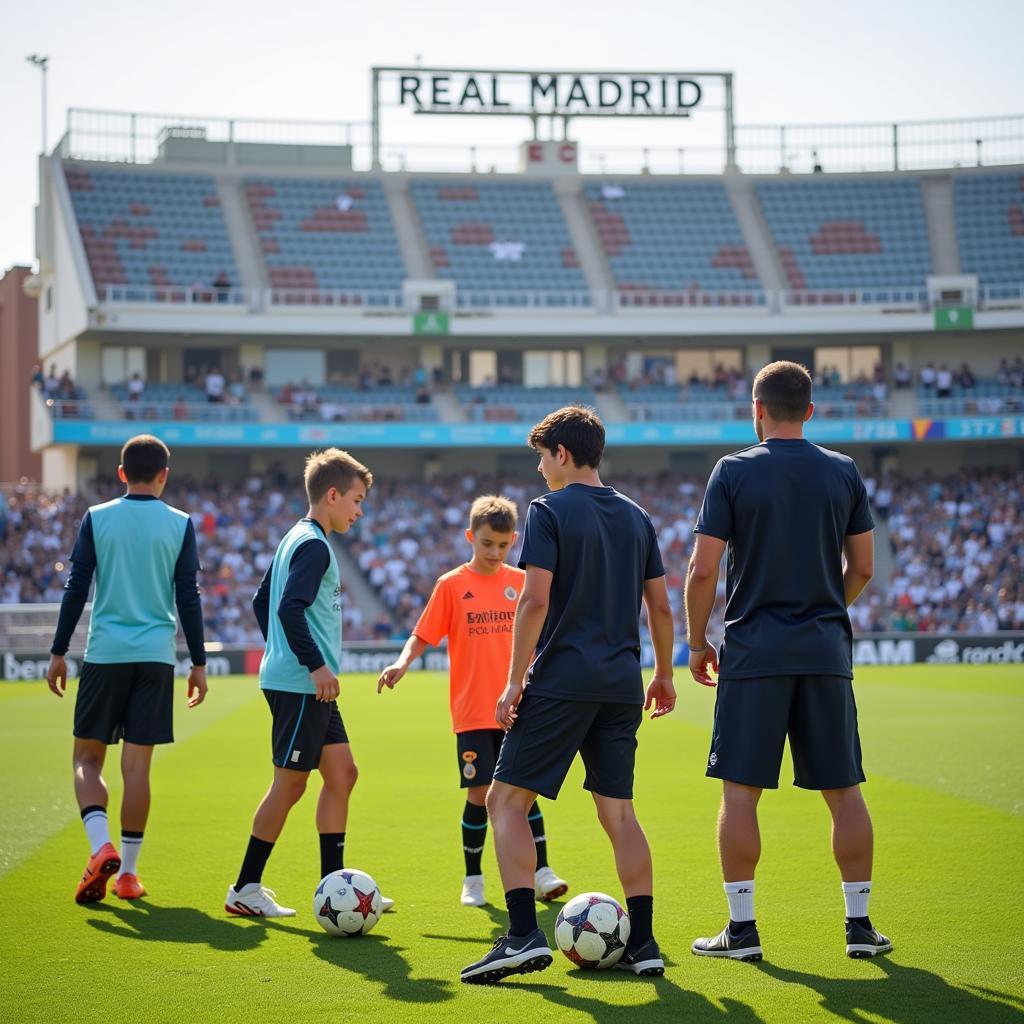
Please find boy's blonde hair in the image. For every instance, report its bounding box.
[304,448,373,504]
[469,495,517,533]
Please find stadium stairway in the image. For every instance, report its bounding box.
[430,390,468,423]
[725,175,788,290]
[383,178,434,279]
[217,178,266,292]
[330,537,393,630]
[247,388,286,422]
[871,515,895,608]
[553,180,616,298]
[921,175,960,275]
[593,388,629,424]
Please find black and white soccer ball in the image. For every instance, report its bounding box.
[313,868,382,936]
[554,891,630,968]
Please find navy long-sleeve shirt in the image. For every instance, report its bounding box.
[51,502,207,665]
[252,536,330,672]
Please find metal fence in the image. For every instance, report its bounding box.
[61,108,1024,175]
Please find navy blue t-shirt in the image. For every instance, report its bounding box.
[518,483,665,704]
[694,438,874,681]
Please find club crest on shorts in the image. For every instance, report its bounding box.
[462,750,477,762]
[463,762,477,780]
[504,586,517,601]
[709,752,718,766]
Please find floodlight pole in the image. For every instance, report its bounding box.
[724,72,736,170]
[371,67,381,169]
[26,54,49,155]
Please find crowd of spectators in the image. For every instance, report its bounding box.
[32,363,81,403]
[2,466,1021,647]
[881,468,1023,632]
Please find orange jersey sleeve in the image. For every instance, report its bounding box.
[413,575,454,647]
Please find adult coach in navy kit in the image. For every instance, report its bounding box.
[685,361,891,962]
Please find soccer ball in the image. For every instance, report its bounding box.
[313,868,383,936]
[554,892,630,968]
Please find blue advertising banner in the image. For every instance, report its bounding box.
[50,416,1022,449]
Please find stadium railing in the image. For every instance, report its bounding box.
[103,285,258,307]
[614,289,768,311]
[979,283,1024,310]
[267,288,405,310]
[780,288,929,310]
[45,399,258,422]
[624,398,890,422]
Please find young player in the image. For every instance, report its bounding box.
[376,495,569,908]
[46,434,208,904]
[460,407,677,984]
[686,361,889,961]
[225,448,393,917]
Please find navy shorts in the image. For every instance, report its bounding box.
[456,729,504,788]
[74,661,175,746]
[706,675,866,790]
[493,691,642,800]
[264,689,348,772]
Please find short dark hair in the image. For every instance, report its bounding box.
[753,361,813,422]
[527,405,605,468]
[121,434,170,483]
[304,448,373,504]
[469,495,517,533]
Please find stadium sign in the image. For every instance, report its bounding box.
[371,66,736,168]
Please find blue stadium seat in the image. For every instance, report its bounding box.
[64,166,237,296]
[584,181,763,303]
[246,178,405,299]
[410,181,589,303]
[954,173,1024,287]
[756,178,931,291]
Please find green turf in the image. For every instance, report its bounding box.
[1,666,1022,1023]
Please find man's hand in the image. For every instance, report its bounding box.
[187,666,208,707]
[377,662,408,694]
[46,655,68,697]
[644,673,677,718]
[495,679,525,731]
[689,644,720,688]
[311,665,340,702]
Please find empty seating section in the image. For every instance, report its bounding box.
[457,386,596,422]
[274,387,437,422]
[584,182,763,304]
[756,178,930,294]
[411,181,588,306]
[64,166,237,294]
[954,174,1024,289]
[110,383,257,421]
[621,385,748,421]
[245,178,404,301]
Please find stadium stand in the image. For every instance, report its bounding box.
[245,177,406,302]
[954,172,1024,290]
[64,167,238,296]
[755,177,932,296]
[456,385,599,422]
[410,180,590,306]
[584,181,765,304]
[109,381,259,422]
[274,384,437,422]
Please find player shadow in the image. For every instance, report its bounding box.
[266,920,455,1005]
[517,974,765,1024]
[83,899,269,952]
[755,958,1024,1024]
[420,898,565,947]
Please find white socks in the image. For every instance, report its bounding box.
[81,807,111,855]
[843,880,871,919]
[119,832,144,878]
[724,880,755,922]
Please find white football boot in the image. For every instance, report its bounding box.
[534,866,569,901]
[225,882,296,917]
[461,874,486,907]
[381,895,395,912]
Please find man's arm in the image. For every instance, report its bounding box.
[843,530,874,607]
[642,575,676,718]
[685,533,727,687]
[277,539,337,701]
[496,565,552,729]
[47,512,96,698]
[252,563,273,641]
[174,518,207,707]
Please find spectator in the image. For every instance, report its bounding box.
[31,364,44,390]
[956,363,976,390]
[44,364,60,398]
[894,362,912,389]
[920,362,937,389]
[205,367,226,403]
[212,270,231,303]
[936,364,953,399]
[127,372,145,402]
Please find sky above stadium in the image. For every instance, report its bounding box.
[1,0,1022,274]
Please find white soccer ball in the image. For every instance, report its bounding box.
[554,892,630,968]
[312,868,383,936]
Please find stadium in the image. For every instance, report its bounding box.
[1,44,1022,1024]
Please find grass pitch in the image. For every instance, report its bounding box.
[1,665,1022,1024]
